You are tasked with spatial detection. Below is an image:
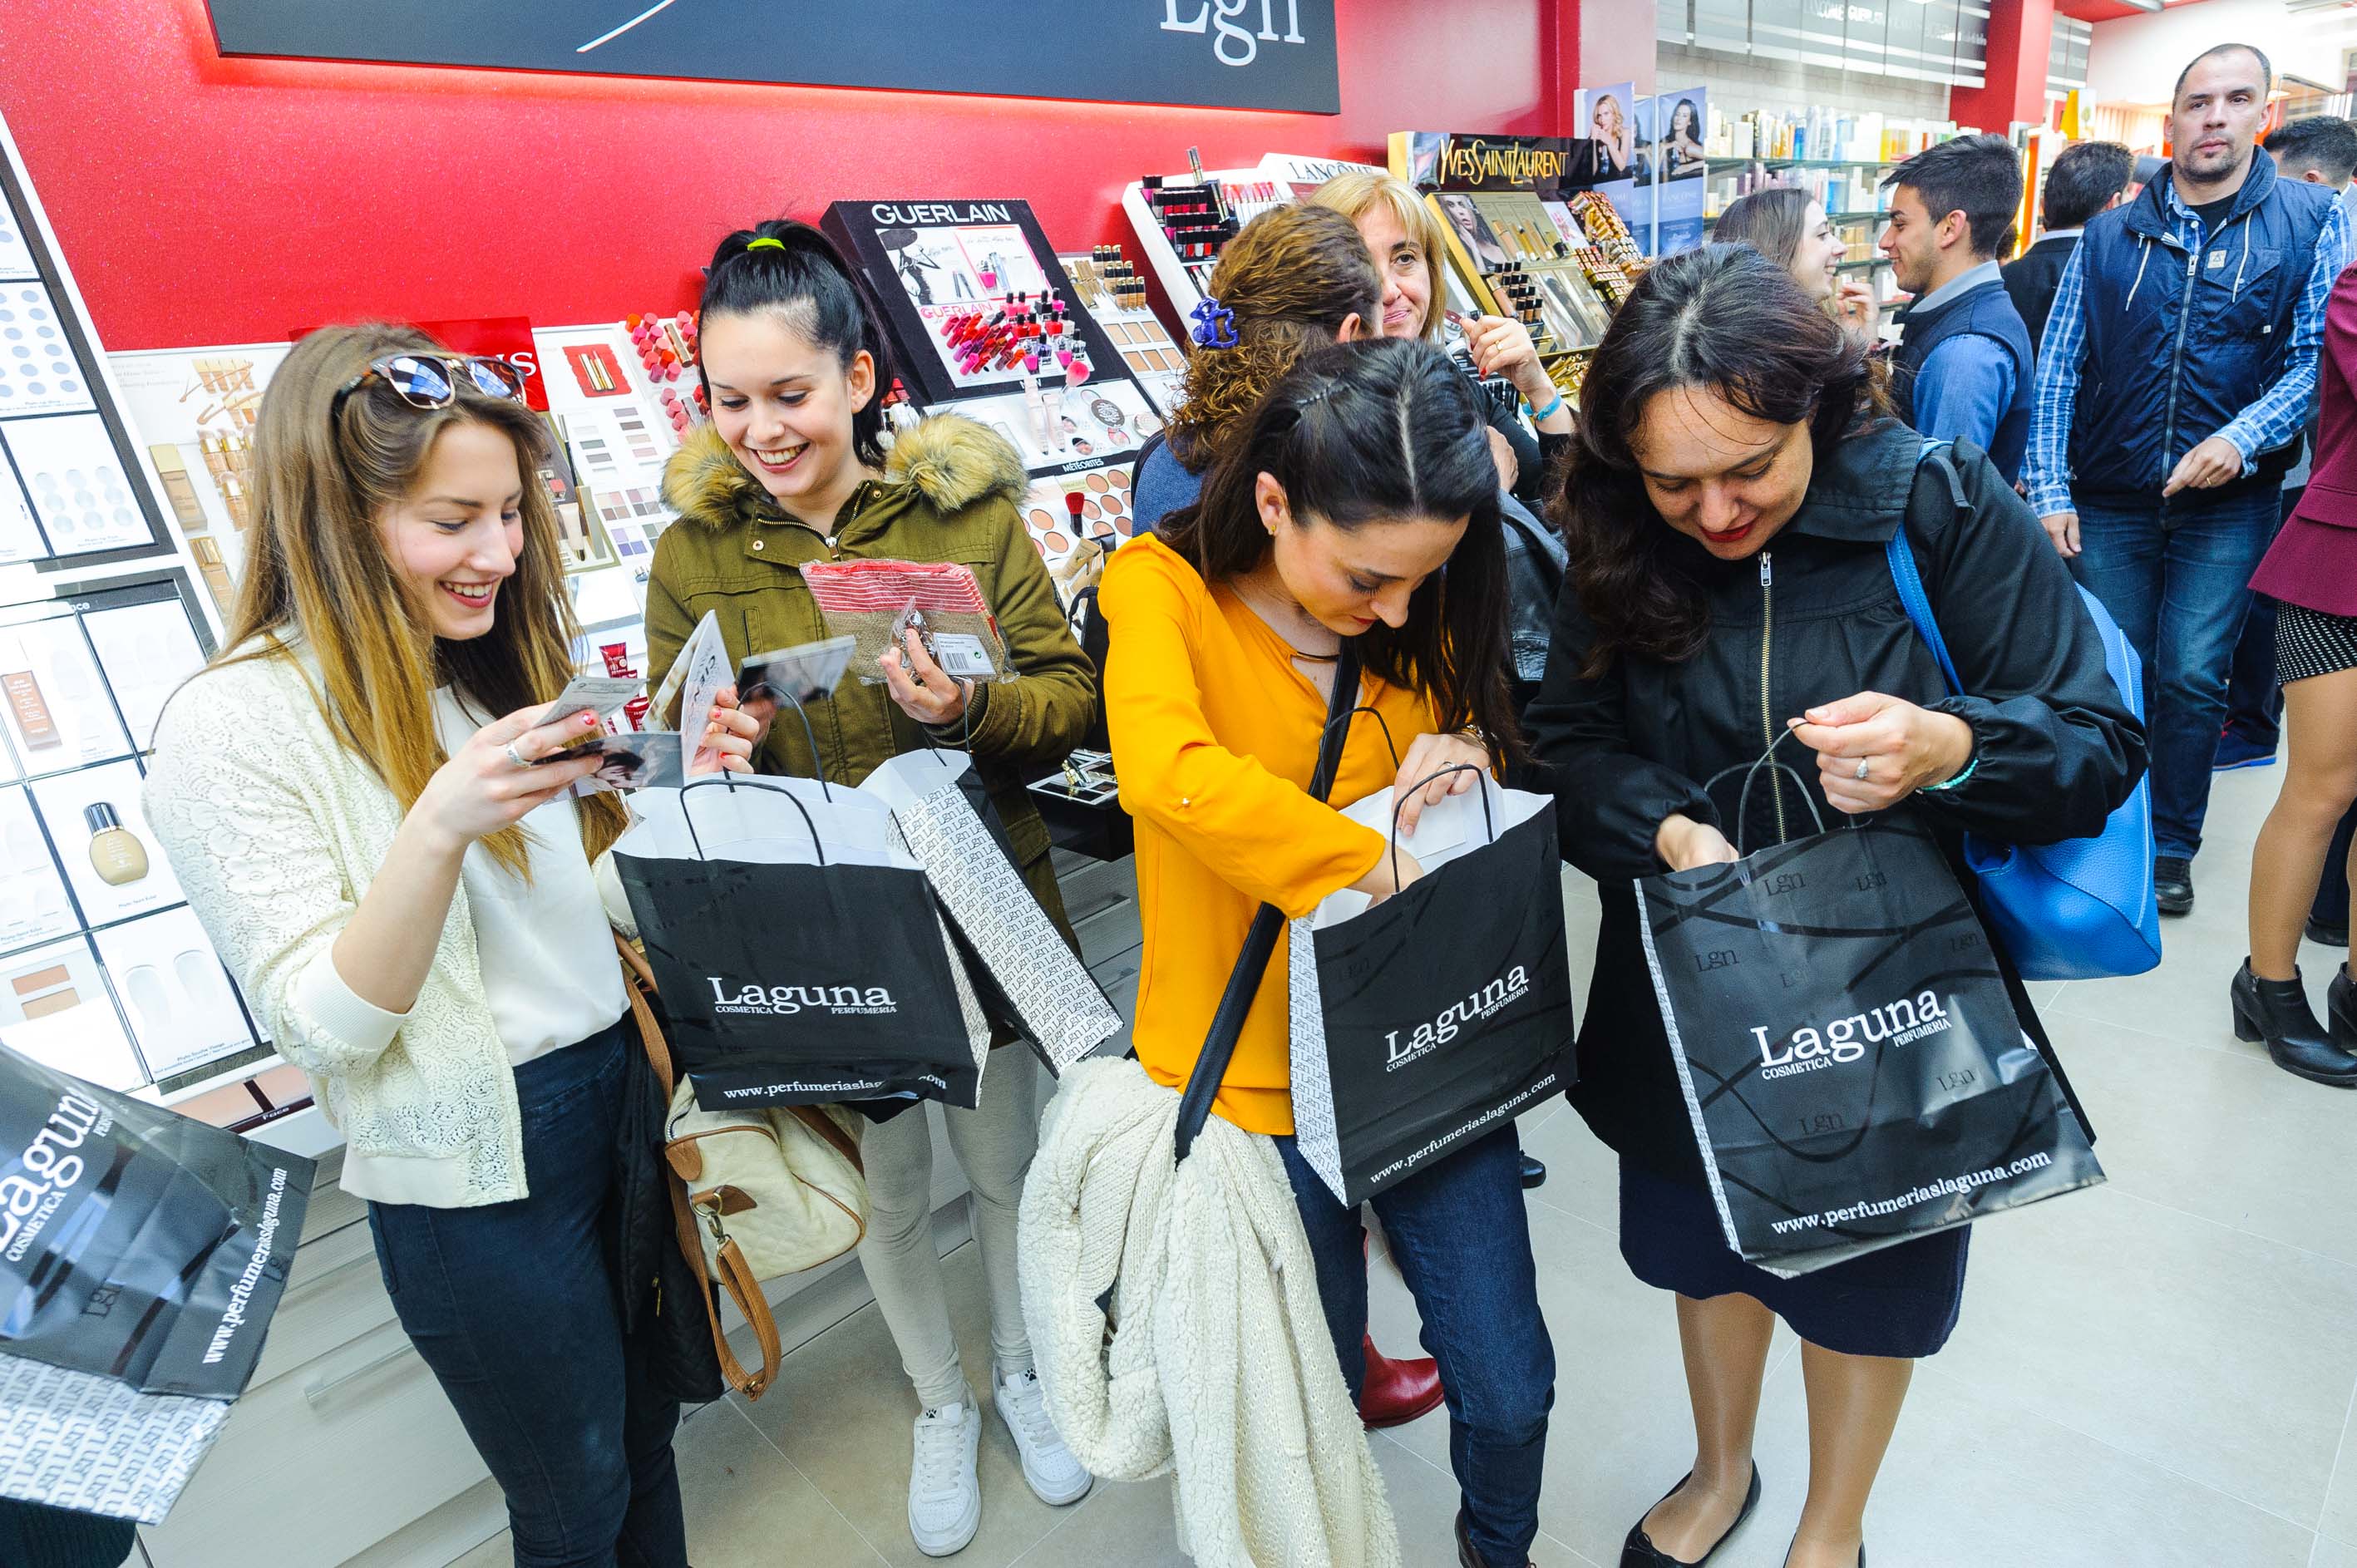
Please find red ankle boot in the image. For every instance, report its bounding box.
[1359,1333,1443,1427]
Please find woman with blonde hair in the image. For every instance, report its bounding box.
[1308,169,1573,506]
[146,325,753,1568]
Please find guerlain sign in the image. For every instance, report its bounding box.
[206,0,1343,114]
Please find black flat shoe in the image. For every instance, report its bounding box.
[1620,1464,1761,1567]
[1455,1508,1535,1568]
[1779,1546,1864,1568]
[2331,964,2357,1054]
[1521,1154,1547,1190]
[2156,856,2193,916]
[2232,959,2357,1086]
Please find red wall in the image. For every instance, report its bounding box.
[0,0,1571,350]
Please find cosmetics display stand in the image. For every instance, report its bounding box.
[1119,150,1385,319]
[821,198,1170,589]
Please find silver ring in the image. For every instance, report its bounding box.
[505,742,531,769]
[1854,758,1871,781]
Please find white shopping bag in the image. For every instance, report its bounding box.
[860,750,1122,1073]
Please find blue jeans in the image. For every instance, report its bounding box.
[2073,488,2277,860]
[367,1025,687,1568]
[1275,1127,1554,1568]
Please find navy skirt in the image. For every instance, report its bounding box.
[1619,1160,1970,1359]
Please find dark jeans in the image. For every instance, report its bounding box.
[2221,491,2299,749]
[2073,487,2277,860]
[1275,1126,1554,1568]
[367,1024,687,1568]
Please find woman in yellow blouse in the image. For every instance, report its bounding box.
[1099,336,1556,1568]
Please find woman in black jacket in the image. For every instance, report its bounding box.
[1528,246,2143,1568]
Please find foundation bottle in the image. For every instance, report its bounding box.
[85,802,149,885]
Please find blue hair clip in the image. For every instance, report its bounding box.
[1189,296,1238,350]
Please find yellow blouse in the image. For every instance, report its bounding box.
[1100,535,1443,1135]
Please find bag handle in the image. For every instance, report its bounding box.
[1701,730,1828,855]
[1383,762,1497,892]
[678,775,824,866]
[1173,642,1364,1165]
[613,932,784,1399]
[768,685,837,798]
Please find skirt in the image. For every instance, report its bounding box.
[1619,1160,1969,1358]
[2278,602,2357,686]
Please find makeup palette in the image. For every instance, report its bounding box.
[3,411,153,555]
[0,283,91,415]
[0,935,147,1092]
[1023,466,1136,561]
[1058,248,1186,416]
[0,209,34,281]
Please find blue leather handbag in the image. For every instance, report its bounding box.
[1883,449,2162,981]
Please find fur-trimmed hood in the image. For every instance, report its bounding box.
[661,412,1029,530]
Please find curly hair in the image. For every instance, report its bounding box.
[1162,203,1379,475]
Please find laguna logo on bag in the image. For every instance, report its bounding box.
[707,979,900,1018]
[1,1089,107,1262]
[1751,989,1953,1081]
[1383,964,1531,1072]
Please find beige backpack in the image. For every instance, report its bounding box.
[618,937,869,1399]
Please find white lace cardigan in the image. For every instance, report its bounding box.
[144,647,545,1208]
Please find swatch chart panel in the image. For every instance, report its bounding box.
[0,205,35,281]
[0,283,93,415]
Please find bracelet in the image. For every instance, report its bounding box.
[1526,390,1566,423]
[1919,754,1978,793]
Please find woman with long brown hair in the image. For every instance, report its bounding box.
[1713,186,1878,334]
[146,325,747,1568]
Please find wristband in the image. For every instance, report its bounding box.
[1919,753,1977,794]
[1526,390,1566,423]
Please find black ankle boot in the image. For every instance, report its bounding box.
[2330,964,2357,1054]
[2232,960,2357,1087]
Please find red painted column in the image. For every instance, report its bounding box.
[1951,0,2055,134]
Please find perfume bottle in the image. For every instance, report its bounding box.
[85,802,150,885]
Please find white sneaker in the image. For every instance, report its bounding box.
[908,1397,982,1557]
[994,1368,1093,1506]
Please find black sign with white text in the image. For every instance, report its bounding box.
[207,0,1343,114]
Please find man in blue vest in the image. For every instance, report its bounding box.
[1879,133,2035,480]
[2024,43,2350,917]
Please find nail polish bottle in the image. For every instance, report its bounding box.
[85,803,149,885]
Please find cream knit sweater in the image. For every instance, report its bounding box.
[144,647,539,1208]
[1019,1057,1398,1568]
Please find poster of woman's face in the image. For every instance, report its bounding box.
[1584,83,1635,177]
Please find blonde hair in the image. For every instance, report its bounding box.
[1163,205,1380,475]
[213,323,627,875]
[1308,170,1452,342]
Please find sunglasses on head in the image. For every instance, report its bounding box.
[332,354,529,420]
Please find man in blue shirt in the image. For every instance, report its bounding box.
[2024,43,2350,917]
[1879,134,2036,479]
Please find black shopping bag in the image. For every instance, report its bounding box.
[613,777,987,1110]
[0,1044,314,1398]
[1288,770,1577,1206]
[1637,809,2102,1275]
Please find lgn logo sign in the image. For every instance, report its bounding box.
[1163,0,1308,66]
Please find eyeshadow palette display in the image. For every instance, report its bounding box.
[1121,150,1386,316]
[0,122,172,566]
[1059,246,1188,416]
[822,200,1129,409]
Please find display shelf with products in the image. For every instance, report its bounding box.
[1119,150,1386,318]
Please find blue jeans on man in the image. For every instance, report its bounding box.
[1275,1125,1553,1568]
[2071,486,2279,863]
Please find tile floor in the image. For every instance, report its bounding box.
[451,765,2357,1567]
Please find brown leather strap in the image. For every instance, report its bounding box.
[615,933,782,1400]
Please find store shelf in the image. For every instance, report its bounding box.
[1757,157,1903,170]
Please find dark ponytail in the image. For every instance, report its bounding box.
[1163,336,1523,760]
[699,219,895,469]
